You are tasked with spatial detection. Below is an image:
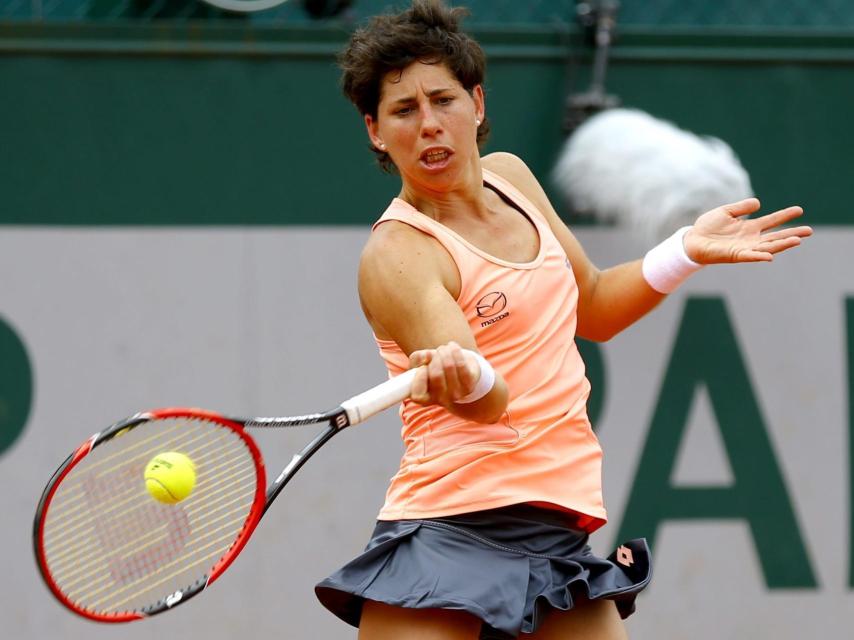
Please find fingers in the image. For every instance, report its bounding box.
[409,349,431,368]
[699,200,811,263]
[790,224,814,238]
[754,226,813,245]
[748,222,813,259]
[735,250,774,263]
[721,198,761,218]
[408,341,479,407]
[755,234,810,256]
[452,347,480,393]
[427,346,453,402]
[756,205,805,231]
[409,350,432,404]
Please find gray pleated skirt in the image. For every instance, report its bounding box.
[315,504,651,638]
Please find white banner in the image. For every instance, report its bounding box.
[0,227,849,638]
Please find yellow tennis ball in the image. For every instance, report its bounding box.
[144,452,196,504]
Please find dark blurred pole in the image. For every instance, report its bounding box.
[563,0,621,133]
[88,0,354,19]
[87,0,247,19]
[302,0,352,19]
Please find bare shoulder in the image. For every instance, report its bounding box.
[481,152,554,219]
[360,220,446,282]
[481,151,535,185]
[361,222,431,299]
[359,220,459,313]
[362,219,430,263]
[359,220,464,345]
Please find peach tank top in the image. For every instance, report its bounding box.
[373,168,606,532]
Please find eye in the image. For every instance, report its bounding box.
[395,106,413,116]
[436,96,454,105]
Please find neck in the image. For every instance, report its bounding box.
[398,155,488,222]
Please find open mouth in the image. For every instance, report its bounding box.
[421,148,452,167]
[425,150,448,163]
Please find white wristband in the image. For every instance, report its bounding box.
[642,226,704,294]
[454,349,496,404]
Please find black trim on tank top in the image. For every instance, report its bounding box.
[482,180,538,236]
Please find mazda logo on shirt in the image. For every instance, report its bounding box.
[476,292,507,317]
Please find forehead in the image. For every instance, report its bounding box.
[378,61,462,102]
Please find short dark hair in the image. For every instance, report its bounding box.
[338,0,490,173]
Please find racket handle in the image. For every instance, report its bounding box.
[341,368,418,426]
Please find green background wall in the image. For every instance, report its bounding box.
[1,5,853,226]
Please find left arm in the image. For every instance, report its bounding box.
[482,152,812,342]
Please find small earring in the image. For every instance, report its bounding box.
[379,143,386,150]
[475,119,481,126]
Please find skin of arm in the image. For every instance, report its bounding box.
[358,220,509,423]
[481,152,810,342]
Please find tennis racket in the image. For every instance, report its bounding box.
[33,368,417,622]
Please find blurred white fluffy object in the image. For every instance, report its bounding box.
[553,108,754,246]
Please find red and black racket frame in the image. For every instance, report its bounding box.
[33,405,351,623]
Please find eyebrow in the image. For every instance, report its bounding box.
[391,87,454,105]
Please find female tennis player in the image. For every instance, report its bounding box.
[315,2,812,638]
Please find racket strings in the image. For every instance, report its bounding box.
[43,459,256,585]
[49,470,255,587]
[45,422,219,522]
[44,437,250,550]
[40,417,259,616]
[44,422,250,536]
[91,517,249,612]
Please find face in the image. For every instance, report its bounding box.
[365,61,485,189]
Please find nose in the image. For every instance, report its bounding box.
[420,104,442,138]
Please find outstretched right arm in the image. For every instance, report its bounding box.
[359,221,508,424]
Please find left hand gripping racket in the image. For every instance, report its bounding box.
[33,369,416,622]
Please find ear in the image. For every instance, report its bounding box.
[364,114,385,150]
[472,84,486,124]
